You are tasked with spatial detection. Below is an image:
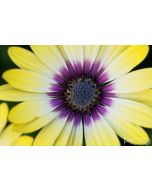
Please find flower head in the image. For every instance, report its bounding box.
[1,45,152,146]
[0,103,33,146]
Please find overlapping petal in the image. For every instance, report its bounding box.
[9,100,52,124]
[2,69,52,93]
[104,45,149,80]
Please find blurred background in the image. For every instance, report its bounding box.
[0,45,152,145]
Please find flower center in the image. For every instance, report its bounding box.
[65,77,100,112]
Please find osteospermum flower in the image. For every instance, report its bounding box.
[1,45,152,146]
[0,102,33,145]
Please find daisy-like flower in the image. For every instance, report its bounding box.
[0,102,33,146]
[0,45,152,146]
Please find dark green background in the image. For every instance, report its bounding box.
[0,45,152,145]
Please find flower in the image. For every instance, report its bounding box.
[0,103,33,146]
[0,45,152,146]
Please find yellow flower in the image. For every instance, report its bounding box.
[0,45,152,146]
[0,103,33,146]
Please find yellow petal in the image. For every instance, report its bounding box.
[11,135,34,146]
[57,46,68,60]
[95,119,120,146]
[105,108,149,145]
[110,98,152,128]
[0,125,21,146]
[83,45,100,62]
[2,69,52,93]
[54,121,73,146]
[0,84,49,102]
[33,117,67,146]
[0,84,13,91]
[9,100,52,124]
[63,45,83,63]
[97,45,129,67]
[84,117,120,146]
[31,45,65,72]
[8,47,53,77]
[67,122,83,146]
[113,68,152,93]
[117,89,152,107]
[84,123,98,146]
[12,111,58,133]
[0,103,9,132]
[105,45,149,81]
